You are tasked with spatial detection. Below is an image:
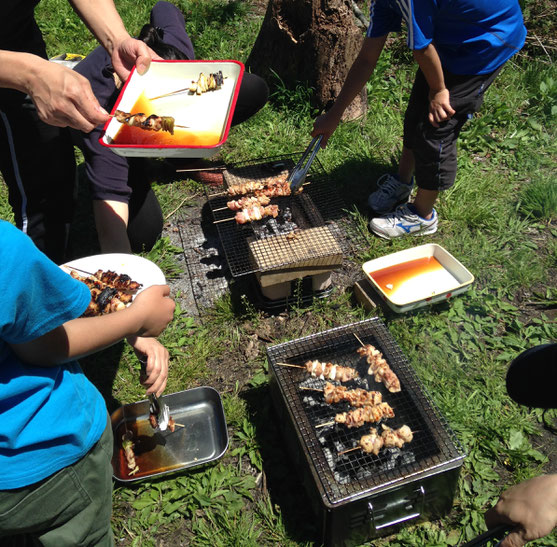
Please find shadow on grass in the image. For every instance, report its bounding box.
[241,383,320,544]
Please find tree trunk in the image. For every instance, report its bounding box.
[246,0,366,121]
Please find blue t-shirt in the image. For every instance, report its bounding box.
[366,0,526,75]
[0,221,108,489]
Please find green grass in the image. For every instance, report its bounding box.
[3,1,557,545]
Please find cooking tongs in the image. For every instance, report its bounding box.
[287,135,323,193]
[140,358,171,431]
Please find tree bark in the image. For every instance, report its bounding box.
[246,0,366,121]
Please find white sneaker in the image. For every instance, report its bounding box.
[368,174,413,214]
[369,204,438,239]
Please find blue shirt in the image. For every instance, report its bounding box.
[0,221,108,489]
[366,0,526,75]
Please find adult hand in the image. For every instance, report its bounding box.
[311,111,341,148]
[29,58,109,132]
[485,474,557,547]
[110,37,161,82]
[130,285,175,338]
[428,88,455,127]
[130,336,169,396]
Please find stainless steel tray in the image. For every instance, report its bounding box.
[111,386,228,482]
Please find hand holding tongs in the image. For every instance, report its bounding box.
[139,357,171,431]
[287,134,323,193]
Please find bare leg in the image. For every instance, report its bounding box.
[413,188,438,219]
[397,146,415,184]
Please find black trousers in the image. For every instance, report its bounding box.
[0,96,76,264]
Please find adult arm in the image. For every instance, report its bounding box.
[69,0,155,81]
[10,285,174,367]
[412,44,455,127]
[0,50,109,131]
[485,474,557,547]
[311,35,388,147]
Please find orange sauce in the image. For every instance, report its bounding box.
[112,92,221,146]
[370,256,445,295]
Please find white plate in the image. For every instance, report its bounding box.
[61,253,166,295]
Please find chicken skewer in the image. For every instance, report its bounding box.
[69,271,131,316]
[212,194,272,212]
[277,360,359,382]
[354,335,401,393]
[301,382,383,407]
[111,109,189,135]
[338,424,414,456]
[149,71,225,100]
[208,173,297,198]
[316,401,395,429]
[213,203,280,224]
[121,432,139,476]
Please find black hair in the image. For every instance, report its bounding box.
[138,24,189,60]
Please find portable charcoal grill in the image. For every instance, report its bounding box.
[267,318,466,546]
[207,154,345,279]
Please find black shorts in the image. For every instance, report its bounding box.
[403,66,502,191]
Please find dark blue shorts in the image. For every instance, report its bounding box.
[403,66,502,191]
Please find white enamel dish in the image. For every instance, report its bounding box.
[100,60,244,158]
[362,243,474,313]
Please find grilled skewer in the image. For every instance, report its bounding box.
[111,109,188,134]
[339,425,414,456]
[316,402,395,429]
[189,71,224,95]
[235,204,279,224]
[226,194,271,211]
[277,360,359,382]
[302,383,383,407]
[323,382,383,407]
[355,339,401,393]
[121,432,139,476]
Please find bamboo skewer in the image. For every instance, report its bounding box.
[213,217,235,224]
[338,446,361,455]
[353,333,365,347]
[148,87,191,101]
[276,362,304,369]
[315,421,335,428]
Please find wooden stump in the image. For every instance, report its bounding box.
[246,0,367,120]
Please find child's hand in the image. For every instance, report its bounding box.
[130,285,175,337]
[428,88,455,127]
[130,336,169,396]
[311,111,341,148]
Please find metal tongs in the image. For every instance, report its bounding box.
[140,358,171,431]
[287,134,323,193]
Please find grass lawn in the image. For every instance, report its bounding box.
[1,0,556,545]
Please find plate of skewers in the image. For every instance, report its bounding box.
[61,253,166,316]
[100,60,244,158]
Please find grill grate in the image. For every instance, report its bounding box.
[206,154,345,278]
[267,318,465,506]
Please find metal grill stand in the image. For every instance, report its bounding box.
[267,318,466,546]
[207,155,346,302]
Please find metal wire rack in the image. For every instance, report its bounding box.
[267,318,465,506]
[206,154,346,278]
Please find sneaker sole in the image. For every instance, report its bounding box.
[369,221,438,240]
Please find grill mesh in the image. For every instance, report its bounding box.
[267,318,464,506]
[207,155,345,277]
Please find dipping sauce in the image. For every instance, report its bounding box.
[112,92,221,147]
[370,256,458,304]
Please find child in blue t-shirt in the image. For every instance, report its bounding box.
[0,220,175,544]
[312,0,526,239]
